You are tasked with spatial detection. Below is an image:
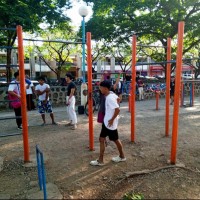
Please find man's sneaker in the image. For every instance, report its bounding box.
[18,126,23,130]
[90,160,105,166]
[111,156,126,163]
[71,124,77,130]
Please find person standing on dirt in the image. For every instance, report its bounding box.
[170,76,175,105]
[25,75,36,111]
[90,80,126,166]
[65,73,77,130]
[35,76,57,126]
[137,77,144,101]
[8,71,23,130]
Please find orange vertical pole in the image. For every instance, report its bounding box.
[17,25,30,162]
[192,68,194,106]
[130,35,136,142]
[86,32,94,151]
[171,22,185,164]
[165,38,171,137]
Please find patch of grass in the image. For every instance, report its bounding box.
[123,192,144,200]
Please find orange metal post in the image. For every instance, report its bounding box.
[165,38,171,137]
[17,25,30,162]
[192,68,194,106]
[86,32,94,151]
[155,92,159,110]
[171,22,185,164]
[130,35,136,142]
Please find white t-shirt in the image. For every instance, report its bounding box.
[35,83,50,101]
[104,92,119,130]
[8,80,20,95]
[26,82,34,95]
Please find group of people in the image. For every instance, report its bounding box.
[8,71,126,166]
[8,72,77,130]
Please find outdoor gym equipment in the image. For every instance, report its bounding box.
[36,145,47,200]
[180,80,199,107]
[0,26,30,162]
[86,22,184,164]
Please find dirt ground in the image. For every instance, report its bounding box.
[1,98,200,199]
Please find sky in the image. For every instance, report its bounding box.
[66,0,93,29]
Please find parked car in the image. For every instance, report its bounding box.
[182,74,194,79]
[144,76,158,80]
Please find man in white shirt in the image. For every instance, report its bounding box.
[90,80,126,166]
[35,76,56,126]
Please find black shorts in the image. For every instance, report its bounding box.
[100,123,119,141]
[170,90,174,97]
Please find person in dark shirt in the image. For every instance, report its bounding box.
[137,77,144,100]
[65,73,77,130]
[170,76,175,105]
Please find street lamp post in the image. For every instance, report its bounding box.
[38,53,42,76]
[79,5,89,105]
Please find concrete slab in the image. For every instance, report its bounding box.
[23,154,49,168]
[26,183,63,199]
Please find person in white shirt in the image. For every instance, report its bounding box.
[35,76,56,126]
[90,80,126,166]
[25,75,36,111]
[8,72,22,130]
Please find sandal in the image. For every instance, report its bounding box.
[90,160,105,166]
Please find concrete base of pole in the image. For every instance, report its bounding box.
[81,83,88,106]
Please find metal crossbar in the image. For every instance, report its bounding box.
[24,38,82,44]
[0,46,18,49]
[0,116,22,120]
[0,28,16,31]
[36,145,47,200]
[137,44,167,48]
[0,64,19,67]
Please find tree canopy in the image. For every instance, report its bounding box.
[31,22,80,80]
[84,0,200,73]
[0,0,72,80]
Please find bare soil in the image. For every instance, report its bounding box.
[1,100,200,199]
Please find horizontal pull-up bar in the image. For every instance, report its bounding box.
[181,80,200,83]
[92,72,129,75]
[0,28,16,31]
[23,38,83,44]
[137,44,167,48]
[0,116,22,120]
[0,64,19,68]
[0,46,18,49]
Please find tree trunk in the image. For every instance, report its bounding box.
[6,49,12,82]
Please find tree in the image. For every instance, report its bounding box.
[84,0,200,75]
[31,22,80,81]
[0,0,72,81]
